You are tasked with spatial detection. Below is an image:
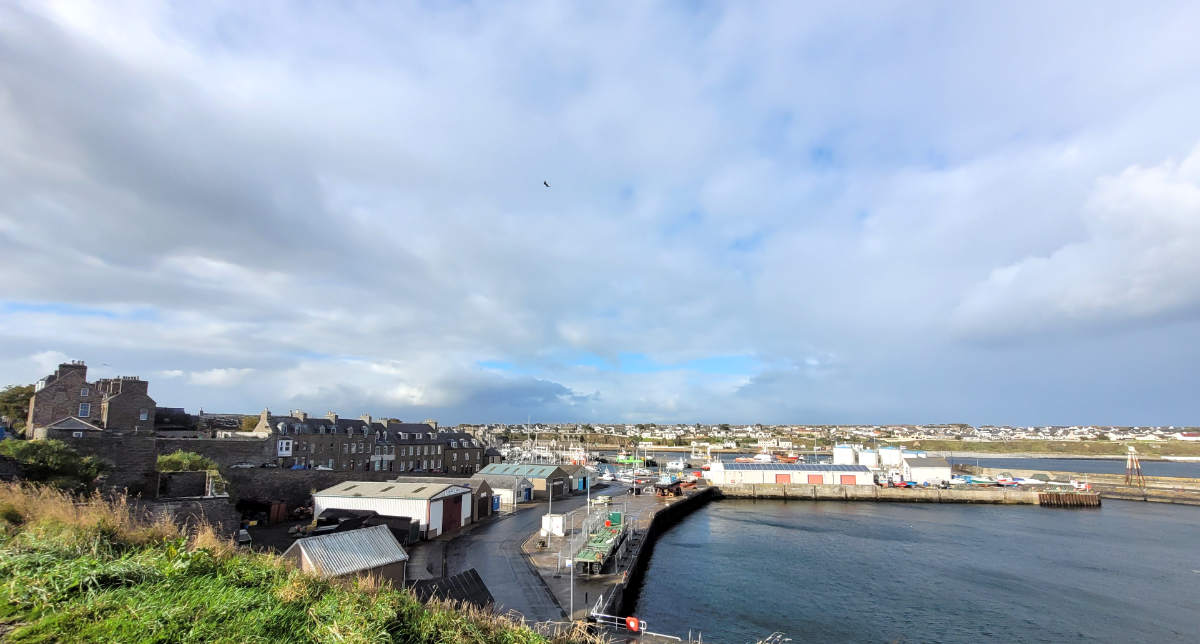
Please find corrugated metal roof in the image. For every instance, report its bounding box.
[721,463,870,472]
[470,474,532,488]
[314,480,469,500]
[285,525,408,578]
[477,463,564,478]
[902,457,951,468]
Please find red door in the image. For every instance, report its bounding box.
[807,474,823,484]
[441,494,462,535]
[775,474,791,484]
[840,474,857,485]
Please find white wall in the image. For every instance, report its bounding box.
[428,500,443,537]
[313,496,432,533]
[904,465,952,485]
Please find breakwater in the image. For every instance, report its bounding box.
[716,483,1039,504]
[606,487,717,617]
[960,465,1200,505]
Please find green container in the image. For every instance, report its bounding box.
[607,512,623,525]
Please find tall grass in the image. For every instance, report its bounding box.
[0,483,606,644]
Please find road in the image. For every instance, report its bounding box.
[446,485,628,622]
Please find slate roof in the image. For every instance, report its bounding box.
[470,473,532,489]
[45,416,104,432]
[283,525,407,578]
[902,457,952,468]
[477,463,566,479]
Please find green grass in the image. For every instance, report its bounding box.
[0,484,598,644]
[887,439,1200,456]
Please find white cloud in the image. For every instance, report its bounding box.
[3,2,1200,424]
[188,368,254,387]
[954,144,1200,338]
[29,351,70,375]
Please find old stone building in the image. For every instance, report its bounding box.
[257,410,485,474]
[27,361,157,436]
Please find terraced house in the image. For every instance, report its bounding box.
[257,410,485,474]
[26,361,157,438]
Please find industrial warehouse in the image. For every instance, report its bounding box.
[704,462,874,485]
[312,481,477,539]
[702,445,954,488]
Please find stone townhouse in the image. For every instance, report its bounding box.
[27,361,157,437]
[257,410,485,474]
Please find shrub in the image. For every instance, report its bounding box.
[157,450,218,472]
[0,439,106,491]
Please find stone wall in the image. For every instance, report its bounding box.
[136,497,241,538]
[60,434,159,497]
[158,471,209,498]
[157,438,273,468]
[615,487,717,616]
[222,469,400,506]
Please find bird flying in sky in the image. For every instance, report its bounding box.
[544,181,550,188]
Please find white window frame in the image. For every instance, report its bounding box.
[80,387,89,397]
[139,408,148,421]
[78,402,90,417]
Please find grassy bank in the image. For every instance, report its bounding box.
[0,483,595,644]
[888,439,1200,457]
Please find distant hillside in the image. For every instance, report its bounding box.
[890,439,1200,457]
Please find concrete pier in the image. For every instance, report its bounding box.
[522,486,716,630]
[959,465,1200,505]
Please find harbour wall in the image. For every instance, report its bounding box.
[716,483,1038,504]
[960,465,1200,505]
[607,487,717,617]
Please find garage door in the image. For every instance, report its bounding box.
[775,474,791,484]
[441,494,462,534]
[840,474,857,485]
[807,474,823,484]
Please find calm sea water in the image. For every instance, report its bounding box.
[948,457,1200,478]
[633,500,1200,643]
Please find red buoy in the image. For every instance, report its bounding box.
[626,616,640,632]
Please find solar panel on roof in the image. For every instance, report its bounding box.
[722,463,869,472]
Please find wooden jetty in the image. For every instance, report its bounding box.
[1038,492,1101,507]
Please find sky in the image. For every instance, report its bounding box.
[2,1,1200,426]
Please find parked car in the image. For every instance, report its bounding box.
[229,463,255,469]
[259,462,279,468]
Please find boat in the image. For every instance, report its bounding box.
[665,459,691,471]
[736,447,777,463]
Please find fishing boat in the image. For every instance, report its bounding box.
[665,459,691,471]
[735,447,776,463]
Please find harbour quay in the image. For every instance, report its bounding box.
[717,482,1041,503]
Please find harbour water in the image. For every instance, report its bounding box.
[633,499,1200,643]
